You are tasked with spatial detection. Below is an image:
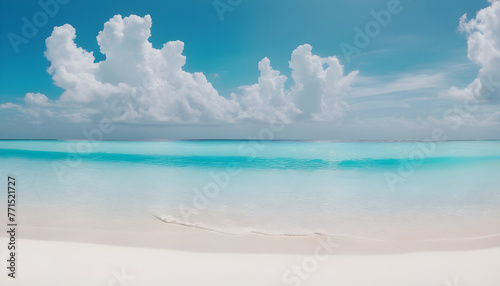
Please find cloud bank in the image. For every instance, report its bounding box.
[447,0,500,101]
[1,14,357,124]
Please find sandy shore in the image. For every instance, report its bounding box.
[1,222,500,286]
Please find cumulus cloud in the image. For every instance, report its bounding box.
[232,57,301,123]
[7,15,239,124]
[289,44,358,121]
[232,44,358,122]
[446,0,500,101]
[3,15,357,124]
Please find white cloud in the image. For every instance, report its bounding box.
[353,73,447,98]
[232,57,301,123]
[289,44,358,121]
[8,15,240,124]
[231,44,358,122]
[2,15,358,124]
[446,0,500,101]
[488,110,500,121]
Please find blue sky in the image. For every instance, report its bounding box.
[1,0,499,139]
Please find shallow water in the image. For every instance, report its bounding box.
[1,140,500,241]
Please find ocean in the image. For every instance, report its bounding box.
[1,140,500,241]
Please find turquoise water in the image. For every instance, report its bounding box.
[1,140,500,241]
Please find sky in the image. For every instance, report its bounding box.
[0,0,499,140]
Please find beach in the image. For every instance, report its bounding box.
[1,222,500,286]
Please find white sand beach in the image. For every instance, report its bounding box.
[1,222,499,286]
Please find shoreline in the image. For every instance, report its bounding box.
[9,222,500,255]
